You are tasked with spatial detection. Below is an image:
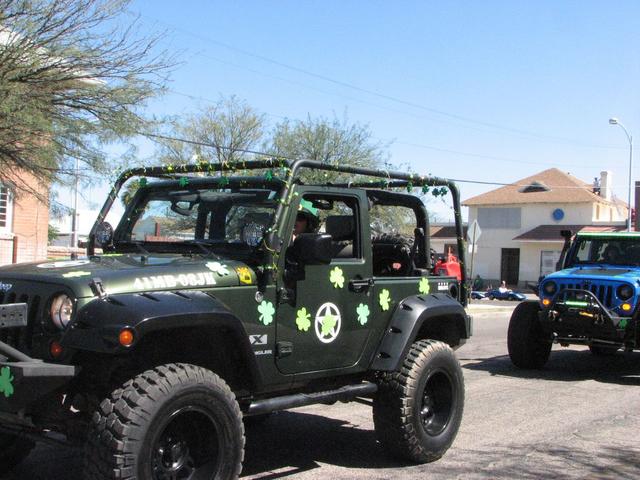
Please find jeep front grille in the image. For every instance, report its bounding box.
[557,283,613,308]
[0,289,42,355]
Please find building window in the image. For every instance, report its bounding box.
[477,207,521,229]
[540,250,561,277]
[0,184,13,233]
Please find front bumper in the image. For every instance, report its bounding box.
[0,340,76,414]
[540,288,632,342]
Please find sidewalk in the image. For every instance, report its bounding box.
[465,294,537,314]
[466,302,517,314]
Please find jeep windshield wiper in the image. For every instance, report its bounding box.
[183,239,221,259]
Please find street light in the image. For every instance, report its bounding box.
[609,117,633,232]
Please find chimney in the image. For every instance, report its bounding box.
[600,171,612,201]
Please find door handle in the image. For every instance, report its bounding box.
[349,278,374,293]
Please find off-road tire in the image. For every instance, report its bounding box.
[0,432,34,474]
[589,345,619,356]
[508,301,552,369]
[84,363,244,480]
[373,339,464,463]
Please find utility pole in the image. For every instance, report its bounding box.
[71,158,79,255]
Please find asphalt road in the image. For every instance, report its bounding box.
[4,305,640,479]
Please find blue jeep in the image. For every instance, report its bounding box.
[508,231,640,368]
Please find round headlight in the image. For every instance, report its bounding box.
[617,284,634,301]
[50,294,74,330]
[543,281,557,296]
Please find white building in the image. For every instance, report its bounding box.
[463,168,628,288]
[50,208,98,247]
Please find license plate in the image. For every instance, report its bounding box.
[0,303,28,329]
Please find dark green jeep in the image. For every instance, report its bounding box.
[0,160,471,479]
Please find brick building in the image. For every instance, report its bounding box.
[0,172,49,265]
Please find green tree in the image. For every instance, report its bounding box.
[0,0,173,198]
[123,96,266,206]
[48,224,60,244]
[268,114,389,183]
[154,96,266,166]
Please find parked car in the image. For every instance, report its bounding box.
[486,288,526,301]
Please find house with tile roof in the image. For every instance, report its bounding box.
[463,168,628,288]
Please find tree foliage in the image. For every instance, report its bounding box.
[0,0,173,197]
[268,114,389,183]
[154,96,266,166]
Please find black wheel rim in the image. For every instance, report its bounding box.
[151,406,221,480]
[420,369,454,436]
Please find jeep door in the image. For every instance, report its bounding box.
[275,188,374,374]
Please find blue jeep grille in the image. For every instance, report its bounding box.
[557,282,613,308]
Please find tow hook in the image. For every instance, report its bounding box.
[549,310,559,321]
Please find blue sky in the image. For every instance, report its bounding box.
[68,0,640,222]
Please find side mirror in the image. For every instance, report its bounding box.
[291,233,333,265]
[95,222,113,248]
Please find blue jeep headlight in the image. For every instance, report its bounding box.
[617,284,634,301]
[542,281,557,296]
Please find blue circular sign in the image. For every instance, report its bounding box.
[552,208,564,221]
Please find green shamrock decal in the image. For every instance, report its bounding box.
[265,169,274,181]
[179,177,189,187]
[619,318,628,329]
[139,177,148,188]
[419,277,430,295]
[329,266,345,289]
[296,307,311,332]
[379,289,391,311]
[257,300,275,325]
[321,313,337,336]
[0,367,14,398]
[206,262,230,276]
[356,303,370,325]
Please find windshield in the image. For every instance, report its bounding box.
[568,236,640,267]
[116,183,279,253]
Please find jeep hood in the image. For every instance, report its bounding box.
[0,255,257,298]
[548,266,640,282]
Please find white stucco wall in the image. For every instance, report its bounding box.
[466,202,624,286]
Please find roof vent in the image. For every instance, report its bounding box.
[519,181,551,193]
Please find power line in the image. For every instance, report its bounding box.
[139,130,626,190]
[137,12,623,151]
[167,88,607,170]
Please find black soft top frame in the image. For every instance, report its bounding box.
[87,159,467,298]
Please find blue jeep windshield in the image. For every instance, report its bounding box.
[569,236,640,267]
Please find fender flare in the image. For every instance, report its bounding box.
[370,293,470,372]
[61,290,261,387]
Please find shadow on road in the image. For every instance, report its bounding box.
[463,348,640,386]
[4,407,640,479]
[427,444,640,479]
[241,410,410,478]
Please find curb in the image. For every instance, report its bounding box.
[466,304,517,314]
